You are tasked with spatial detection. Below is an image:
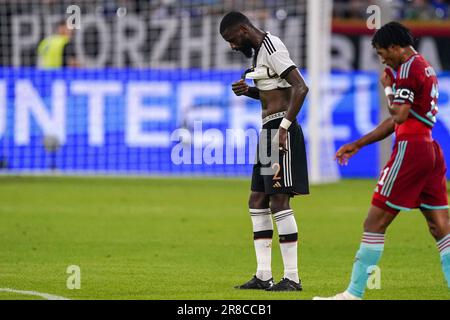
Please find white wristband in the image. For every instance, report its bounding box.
[384,86,394,97]
[280,118,292,130]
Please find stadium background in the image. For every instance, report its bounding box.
[0,0,450,301]
[0,0,449,178]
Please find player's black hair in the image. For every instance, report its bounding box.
[219,11,251,34]
[372,21,414,49]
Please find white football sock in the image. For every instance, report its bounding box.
[274,209,299,283]
[250,208,273,281]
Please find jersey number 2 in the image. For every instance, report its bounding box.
[272,163,281,181]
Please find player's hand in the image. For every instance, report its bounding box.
[232,79,249,96]
[380,67,395,88]
[335,142,360,166]
[273,128,288,154]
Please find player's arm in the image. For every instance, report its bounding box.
[283,68,309,123]
[387,103,411,124]
[380,68,411,124]
[231,80,260,100]
[335,117,395,166]
[277,68,309,152]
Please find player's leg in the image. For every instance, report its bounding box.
[264,121,307,291]
[419,140,450,289]
[314,205,397,300]
[421,208,450,240]
[315,131,437,300]
[248,191,273,281]
[345,205,397,298]
[266,193,302,291]
[236,191,274,289]
[343,139,430,299]
[421,208,450,288]
[236,136,275,290]
[420,141,450,288]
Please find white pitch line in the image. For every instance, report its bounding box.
[0,288,70,300]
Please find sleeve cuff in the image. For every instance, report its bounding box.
[280,65,297,79]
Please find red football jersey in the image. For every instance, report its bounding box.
[392,53,439,136]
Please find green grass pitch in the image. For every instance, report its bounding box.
[0,176,449,300]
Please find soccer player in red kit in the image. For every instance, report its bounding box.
[314,22,450,300]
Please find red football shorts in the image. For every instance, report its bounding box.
[372,136,449,215]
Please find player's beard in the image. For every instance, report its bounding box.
[238,40,254,58]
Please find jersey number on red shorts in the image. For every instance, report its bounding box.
[378,167,390,186]
[375,167,390,193]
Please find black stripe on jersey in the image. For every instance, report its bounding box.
[263,39,274,55]
[263,38,276,55]
[264,36,276,53]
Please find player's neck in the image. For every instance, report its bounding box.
[250,28,267,50]
[400,46,418,64]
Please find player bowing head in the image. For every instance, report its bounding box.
[220,12,310,292]
[220,11,255,58]
[372,21,415,70]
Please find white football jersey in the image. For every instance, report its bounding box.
[244,32,298,91]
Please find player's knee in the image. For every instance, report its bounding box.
[248,192,269,209]
[363,207,395,233]
[363,218,389,234]
[270,204,286,214]
[269,195,290,214]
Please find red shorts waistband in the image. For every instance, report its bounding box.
[395,118,432,141]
